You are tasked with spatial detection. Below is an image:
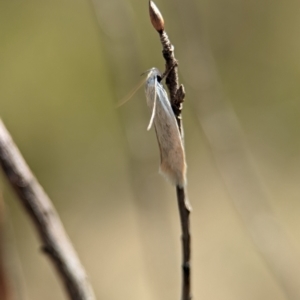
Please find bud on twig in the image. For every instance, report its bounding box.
[149,1,164,33]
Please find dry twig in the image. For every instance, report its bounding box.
[149,2,192,300]
[0,119,96,300]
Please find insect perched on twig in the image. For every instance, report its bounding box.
[118,68,187,187]
[145,68,187,187]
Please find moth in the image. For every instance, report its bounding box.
[145,68,187,187]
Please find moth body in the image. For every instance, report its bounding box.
[145,68,187,187]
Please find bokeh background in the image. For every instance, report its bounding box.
[1,0,300,299]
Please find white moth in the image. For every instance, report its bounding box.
[145,68,187,187]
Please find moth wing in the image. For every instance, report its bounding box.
[154,84,187,187]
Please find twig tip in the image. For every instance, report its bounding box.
[149,1,164,33]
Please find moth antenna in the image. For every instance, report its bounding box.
[141,68,155,76]
[116,76,148,108]
[147,77,158,131]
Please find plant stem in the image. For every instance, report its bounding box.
[149,2,192,299]
[0,119,96,300]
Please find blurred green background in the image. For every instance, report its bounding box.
[1,0,300,299]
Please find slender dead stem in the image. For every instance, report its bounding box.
[0,119,95,300]
[149,2,192,299]
[176,186,191,300]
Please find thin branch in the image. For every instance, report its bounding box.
[149,2,192,300]
[176,186,191,300]
[0,119,96,300]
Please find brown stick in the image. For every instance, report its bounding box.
[149,2,192,300]
[176,186,191,300]
[0,119,96,300]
